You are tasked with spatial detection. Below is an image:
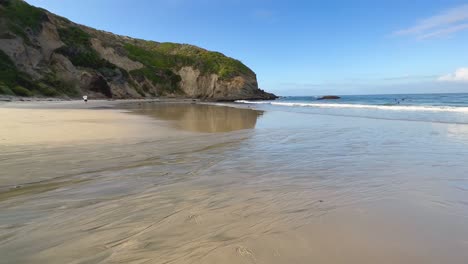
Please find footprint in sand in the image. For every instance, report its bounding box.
[236,245,256,261]
[187,213,202,224]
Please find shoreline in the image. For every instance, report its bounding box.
[0,94,276,104]
[0,97,201,108]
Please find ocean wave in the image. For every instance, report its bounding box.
[235,100,468,113]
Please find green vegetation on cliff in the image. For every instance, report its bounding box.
[56,26,115,69]
[1,0,46,43]
[0,50,78,97]
[2,0,45,31]
[54,26,129,96]
[124,42,253,79]
[129,67,181,93]
[0,50,33,95]
[0,50,18,86]
[122,42,253,94]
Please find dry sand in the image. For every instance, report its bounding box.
[0,99,195,146]
[0,108,163,145]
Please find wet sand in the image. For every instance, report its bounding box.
[1,101,468,263]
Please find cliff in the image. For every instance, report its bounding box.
[0,0,276,100]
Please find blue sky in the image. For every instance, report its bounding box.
[26,0,468,95]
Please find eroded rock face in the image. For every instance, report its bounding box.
[178,66,276,101]
[37,21,63,60]
[0,0,276,100]
[90,39,143,72]
[50,53,78,81]
[0,37,43,78]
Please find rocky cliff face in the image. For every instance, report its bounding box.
[0,0,276,100]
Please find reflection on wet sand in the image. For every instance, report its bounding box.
[130,103,263,133]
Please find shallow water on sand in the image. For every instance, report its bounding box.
[1,102,468,263]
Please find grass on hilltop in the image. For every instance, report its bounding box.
[124,42,253,80]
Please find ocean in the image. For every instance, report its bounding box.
[236,93,468,124]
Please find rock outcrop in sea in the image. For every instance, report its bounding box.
[317,95,341,100]
[0,0,277,101]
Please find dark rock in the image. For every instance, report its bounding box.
[317,95,340,100]
[88,75,112,98]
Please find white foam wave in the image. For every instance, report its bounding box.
[235,100,468,113]
[235,100,271,104]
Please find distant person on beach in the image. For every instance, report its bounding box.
[83,95,88,103]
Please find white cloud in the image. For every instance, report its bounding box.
[438,68,468,82]
[418,23,468,39]
[394,4,468,39]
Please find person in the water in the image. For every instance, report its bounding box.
[83,95,88,103]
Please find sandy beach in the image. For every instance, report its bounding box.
[1,100,468,264]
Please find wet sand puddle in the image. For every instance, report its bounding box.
[1,102,468,263]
